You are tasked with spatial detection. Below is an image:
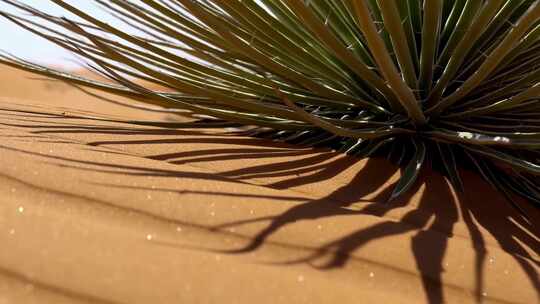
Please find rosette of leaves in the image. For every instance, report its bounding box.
[1,0,539,217]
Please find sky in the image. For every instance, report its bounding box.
[0,1,114,67]
[0,1,269,69]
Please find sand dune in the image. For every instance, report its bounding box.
[0,65,538,303]
[0,65,167,120]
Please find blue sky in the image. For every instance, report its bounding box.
[0,1,113,67]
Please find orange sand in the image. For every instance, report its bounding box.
[0,65,538,303]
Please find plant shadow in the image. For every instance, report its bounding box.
[0,104,538,304]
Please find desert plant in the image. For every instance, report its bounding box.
[1,0,539,217]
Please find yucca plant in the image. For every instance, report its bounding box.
[1,0,539,217]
